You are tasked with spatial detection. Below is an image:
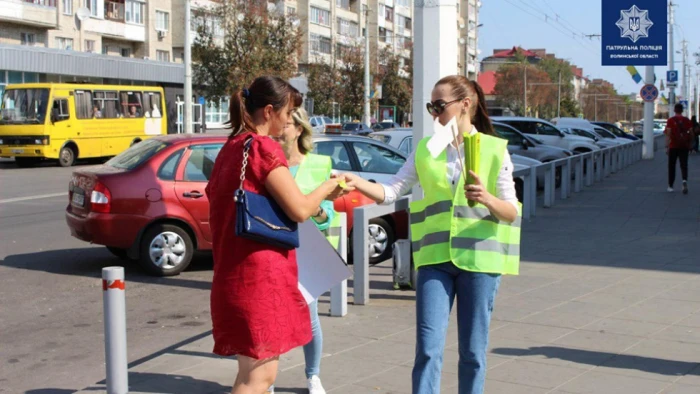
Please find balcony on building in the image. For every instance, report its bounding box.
[0,0,58,28]
[83,0,146,42]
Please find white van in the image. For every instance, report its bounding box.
[492,117,600,153]
[552,117,631,145]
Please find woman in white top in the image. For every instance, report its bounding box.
[342,75,518,394]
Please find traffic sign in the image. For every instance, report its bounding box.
[667,70,678,83]
[640,84,659,102]
[680,100,688,109]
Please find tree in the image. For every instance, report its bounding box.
[337,45,367,120]
[494,64,552,116]
[307,61,341,117]
[192,0,303,102]
[376,47,412,125]
[535,57,575,119]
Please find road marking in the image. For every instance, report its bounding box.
[0,192,67,204]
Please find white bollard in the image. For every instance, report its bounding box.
[102,267,128,394]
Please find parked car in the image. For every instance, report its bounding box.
[591,121,640,141]
[370,128,413,155]
[492,116,600,153]
[372,121,401,131]
[336,122,373,136]
[309,116,340,133]
[65,134,409,276]
[559,126,617,148]
[552,117,630,146]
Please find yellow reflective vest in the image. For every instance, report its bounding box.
[409,134,521,275]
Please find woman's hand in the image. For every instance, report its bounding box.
[464,170,494,206]
[325,176,354,200]
[338,172,386,203]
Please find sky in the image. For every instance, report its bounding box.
[478,0,700,97]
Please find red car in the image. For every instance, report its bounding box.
[65,134,407,276]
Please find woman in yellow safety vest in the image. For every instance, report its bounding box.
[269,107,342,394]
[342,75,521,394]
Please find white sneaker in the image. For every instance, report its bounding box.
[267,385,275,393]
[307,375,326,394]
[667,187,674,192]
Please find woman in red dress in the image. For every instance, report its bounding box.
[205,76,351,394]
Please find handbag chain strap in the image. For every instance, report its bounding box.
[236,137,253,193]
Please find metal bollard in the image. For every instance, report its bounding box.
[102,267,128,394]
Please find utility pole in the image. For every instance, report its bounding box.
[523,65,527,116]
[558,71,562,118]
[363,5,371,127]
[669,1,676,110]
[681,39,688,112]
[183,0,193,133]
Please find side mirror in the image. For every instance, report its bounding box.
[521,139,529,150]
[50,108,59,124]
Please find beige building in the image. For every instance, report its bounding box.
[0,0,479,126]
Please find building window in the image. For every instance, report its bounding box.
[337,19,359,37]
[125,0,144,25]
[396,0,410,6]
[55,37,74,50]
[286,6,295,15]
[205,97,229,125]
[62,0,72,14]
[336,0,350,9]
[310,33,332,55]
[378,27,386,43]
[24,0,57,6]
[21,33,36,46]
[156,50,170,62]
[310,6,330,26]
[156,10,169,31]
[121,48,131,57]
[85,40,95,52]
[106,0,125,21]
[102,45,109,55]
[85,0,98,17]
[385,6,393,22]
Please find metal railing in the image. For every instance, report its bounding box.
[350,134,665,304]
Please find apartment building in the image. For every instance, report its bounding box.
[0,0,479,127]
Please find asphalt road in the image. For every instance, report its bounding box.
[0,159,217,393]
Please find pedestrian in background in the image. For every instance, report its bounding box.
[665,103,692,194]
[691,115,700,154]
[205,76,351,394]
[341,76,521,394]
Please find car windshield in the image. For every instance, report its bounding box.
[0,88,50,125]
[323,117,333,124]
[106,139,169,170]
[595,128,616,139]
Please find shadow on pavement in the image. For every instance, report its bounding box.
[24,390,76,394]
[493,346,699,377]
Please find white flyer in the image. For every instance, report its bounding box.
[297,220,352,304]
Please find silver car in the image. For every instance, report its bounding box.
[370,128,413,155]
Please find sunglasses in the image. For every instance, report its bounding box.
[426,98,463,115]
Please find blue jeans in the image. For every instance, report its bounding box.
[412,262,501,394]
[303,299,322,378]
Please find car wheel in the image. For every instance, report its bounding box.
[106,246,129,260]
[368,217,395,265]
[139,224,194,276]
[59,145,76,167]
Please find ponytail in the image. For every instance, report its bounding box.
[228,89,257,138]
[470,80,495,136]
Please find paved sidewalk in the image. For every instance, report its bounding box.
[78,152,700,394]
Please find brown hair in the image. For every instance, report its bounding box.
[291,107,314,155]
[228,76,303,137]
[435,75,495,136]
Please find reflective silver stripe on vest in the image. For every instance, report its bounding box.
[453,206,523,228]
[325,227,342,237]
[451,237,520,256]
[412,232,519,256]
[410,200,452,224]
[412,231,450,252]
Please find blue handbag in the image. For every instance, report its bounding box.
[234,136,299,249]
